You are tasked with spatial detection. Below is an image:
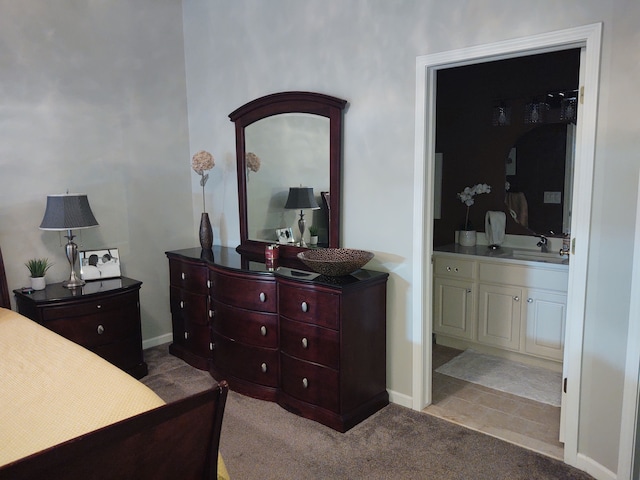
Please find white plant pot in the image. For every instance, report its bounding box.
[31,276,46,291]
[309,236,318,246]
[458,230,477,247]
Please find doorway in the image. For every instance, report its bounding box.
[411,23,602,469]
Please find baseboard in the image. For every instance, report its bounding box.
[388,389,413,409]
[576,452,616,480]
[142,333,172,350]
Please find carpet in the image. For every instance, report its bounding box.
[142,344,593,480]
[435,349,562,407]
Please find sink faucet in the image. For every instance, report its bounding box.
[537,235,549,253]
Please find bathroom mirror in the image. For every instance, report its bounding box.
[229,91,347,259]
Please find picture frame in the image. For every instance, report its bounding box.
[79,248,121,281]
[276,227,295,245]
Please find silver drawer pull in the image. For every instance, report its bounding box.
[446,266,451,271]
[301,301,308,313]
[96,304,102,309]
[209,309,215,318]
[209,342,214,351]
[260,325,267,336]
[454,267,459,272]
[259,292,266,302]
[181,272,186,280]
[207,279,211,288]
[261,363,268,373]
[97,324,104,335]
[301,337,308,349]
[527,298,533,303]
[184,331,189,340]
[302,377,309,389]
[180,300,184,309]
[513,296,520,302]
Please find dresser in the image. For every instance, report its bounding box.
[166,247,389,432]
[14,277,147,378]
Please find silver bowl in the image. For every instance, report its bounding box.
[297,248,374,277]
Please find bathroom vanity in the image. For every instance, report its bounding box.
[433,244,569,367]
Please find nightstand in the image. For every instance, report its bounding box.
[14,277,148,378]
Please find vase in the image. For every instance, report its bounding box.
[31,276,46,291]
[199,212,213,249]
[458,230,477,247]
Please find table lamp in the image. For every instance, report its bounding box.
[39,193,99,288]
[284,187,320,247]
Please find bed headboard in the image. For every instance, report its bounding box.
[0,247,10,309]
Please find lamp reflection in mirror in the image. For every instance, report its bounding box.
[491,103,511,126]
[284,187,320,247]
[39,193,99,288]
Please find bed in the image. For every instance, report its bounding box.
[0,246,229,480]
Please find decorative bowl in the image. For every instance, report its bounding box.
[297,248,374,277]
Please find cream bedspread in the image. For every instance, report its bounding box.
[0,307,166,466]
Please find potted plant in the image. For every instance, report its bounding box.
[457,183,491,247]
[25,258,53,291]
[308,225,319,246]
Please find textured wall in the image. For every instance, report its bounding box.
[0,1,193,341]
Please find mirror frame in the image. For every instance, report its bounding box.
[229,91,347,260]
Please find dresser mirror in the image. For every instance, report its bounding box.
[229,91,347,259]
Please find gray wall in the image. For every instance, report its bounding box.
[182,1,639,477]
[0,1,193,341]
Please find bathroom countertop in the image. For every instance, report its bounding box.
[434,244,569,268]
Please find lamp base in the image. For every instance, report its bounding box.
[63,271,85,289]
[63,230,85,288]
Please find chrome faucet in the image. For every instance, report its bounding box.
[537,234,549,253]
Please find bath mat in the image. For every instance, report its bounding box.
[435,349,562,407]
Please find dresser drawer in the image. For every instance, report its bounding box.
[210,270,276,313]
[280,353,339,412]
[280,318,339,369]
[212,334,278,387]
[210,300,278,348]
[93,338,143,371]
[170,286,208,325]
[169,258,209,294]
[41,290,138,321]
[434,256,476,279]
[45,308,139,348]
[278,283,339,329]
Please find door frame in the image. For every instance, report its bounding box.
[411,23,602,468]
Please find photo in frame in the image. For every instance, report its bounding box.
[276,227,295,245]
[80,248,121,281]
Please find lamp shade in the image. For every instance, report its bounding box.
[39,194,99,231]
[284,187,320,210]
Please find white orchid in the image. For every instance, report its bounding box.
[457,183,492,230]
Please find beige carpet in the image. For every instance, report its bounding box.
[141,344,593,480]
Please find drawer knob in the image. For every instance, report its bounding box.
[181,272,186,280]
[209,310,215,318]
[261,362,268,373]
[184,331,189,340]
[302,377,309,389]
[96,304,102,309]
[97,324,105,335]
[209,342,214,351]
[301,337,308,349]
[207,279,211,289]
[301,301,308,313]
[259,292,266,302]
[527,297,533,303]
[260,325,267,336]
[180,300,184,309]
[454,267,459,272]
[513,296,520,302]
[446,266,451,271]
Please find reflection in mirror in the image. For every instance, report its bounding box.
[504,123,575,235]
[245,113,330,244]
[229,91,347,260]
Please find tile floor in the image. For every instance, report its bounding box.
[422,343,564,460]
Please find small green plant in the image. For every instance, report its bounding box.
[25,258,53,278]
[308,225,319,236]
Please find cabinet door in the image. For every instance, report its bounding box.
[433,277,475,340]
[478,283,522,350]
[524,289,566,361]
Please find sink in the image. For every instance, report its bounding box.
[511,249,568,264]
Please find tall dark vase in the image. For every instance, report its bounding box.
[199,212,213,249]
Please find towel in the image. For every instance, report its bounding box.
[505,192,529,227]
[485,211,506,246]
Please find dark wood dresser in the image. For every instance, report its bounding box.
[166,247,389,432]
[14,277,148,379]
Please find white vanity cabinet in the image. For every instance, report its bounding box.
[433,250,568,364]
[433,257,476,341]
